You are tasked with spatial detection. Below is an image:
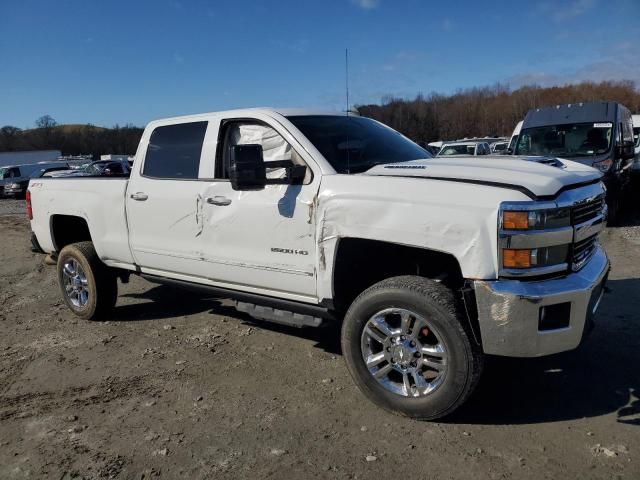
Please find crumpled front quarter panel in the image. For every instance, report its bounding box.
[315,175,531,300]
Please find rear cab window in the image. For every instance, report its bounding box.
[143,121,208,179]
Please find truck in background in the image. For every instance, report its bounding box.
[514,102,635,223]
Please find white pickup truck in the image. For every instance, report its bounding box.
[28,108,610,419]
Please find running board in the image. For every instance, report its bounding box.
[236,301,323,328]
[140,274,334,327]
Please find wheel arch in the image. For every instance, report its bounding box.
[329,237,464,313]
[50,214,93,252]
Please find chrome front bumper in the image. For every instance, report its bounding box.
[474,246,609,357]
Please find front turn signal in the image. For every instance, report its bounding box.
[502,211,530,230]
[503,249,532,268]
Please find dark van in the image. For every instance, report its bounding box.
[514,102,635,222]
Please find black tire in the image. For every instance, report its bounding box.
[341,276,483,420]
[606,193,620,226]
[57,241,117,320]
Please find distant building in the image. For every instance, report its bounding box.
[0,150,62,168]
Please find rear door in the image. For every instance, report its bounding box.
[126,120,211,275]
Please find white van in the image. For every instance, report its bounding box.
[507,120,522,153]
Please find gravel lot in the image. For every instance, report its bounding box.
[0,198,638,479]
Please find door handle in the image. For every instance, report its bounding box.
[206,196,232,206]
[130,192,148,201]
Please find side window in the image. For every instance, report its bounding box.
[143,121,207,179]
[108,162,124,174]
[621,119,634,145]
[216,120,309,182]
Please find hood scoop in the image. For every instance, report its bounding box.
[517,156,566,169]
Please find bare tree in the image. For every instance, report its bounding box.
[357,80,640,142]
[35,115,57,129]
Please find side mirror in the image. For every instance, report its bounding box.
[229,144,266,191]
[506,147,513,155]
[615,142,635,161]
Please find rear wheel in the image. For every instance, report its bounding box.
[341,276,482,419]
[57,241,117,320]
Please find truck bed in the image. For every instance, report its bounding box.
[28,177,135,267]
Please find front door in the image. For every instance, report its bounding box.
[197,118,319,299]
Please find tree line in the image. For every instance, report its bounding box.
[356,80,640,142]
[2,80,639,156]
[0,115,143,158]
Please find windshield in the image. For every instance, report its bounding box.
[515,122,613,157]
[633,127,640,147]
[286,115,430,174]
[438,144,475,156]
[0,168,6,179]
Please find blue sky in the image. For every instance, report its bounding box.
[1,0,639,128]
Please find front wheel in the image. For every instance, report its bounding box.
[57,241,117,320]
[341,276,483,420]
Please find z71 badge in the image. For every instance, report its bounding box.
[271,247,309,255]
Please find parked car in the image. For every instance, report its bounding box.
[513,102,635,222]
[437,141,491,156]
[490,140,509,154]
[1,163,49,198]
[50,160,131,178]
[3,163,70,198]
[28,108,609,420]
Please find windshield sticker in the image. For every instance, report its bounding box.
[593,122,612,128]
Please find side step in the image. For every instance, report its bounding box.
[236,302,323,328]
[140,273,335,328]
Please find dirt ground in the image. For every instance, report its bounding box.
[0,198,638,480]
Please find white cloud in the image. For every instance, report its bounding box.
[270,38,309,54]
[351,0,380,10]
[538,0,597,22]
[507,51,640,88]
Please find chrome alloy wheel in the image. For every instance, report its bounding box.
[62,259,89,308]
[360,308,447,397]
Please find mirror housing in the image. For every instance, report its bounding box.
[228,144,308,191]
[615,141,635,161]
[229,144,266,191]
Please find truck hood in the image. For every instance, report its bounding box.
[362,156,601,198]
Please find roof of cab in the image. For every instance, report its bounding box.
[523,101,625,129]
[146,108,349,127]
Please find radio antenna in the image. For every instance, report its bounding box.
[345,48,351,173]
[345,48,350,116]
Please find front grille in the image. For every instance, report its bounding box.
[572,234,598,269]
[571,196,605,225]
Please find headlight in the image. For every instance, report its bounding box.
[502,245,570,269]
[501,208,570,230]
[499,203,574,278]
[592,158,612,172]
[7,183,20,189]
